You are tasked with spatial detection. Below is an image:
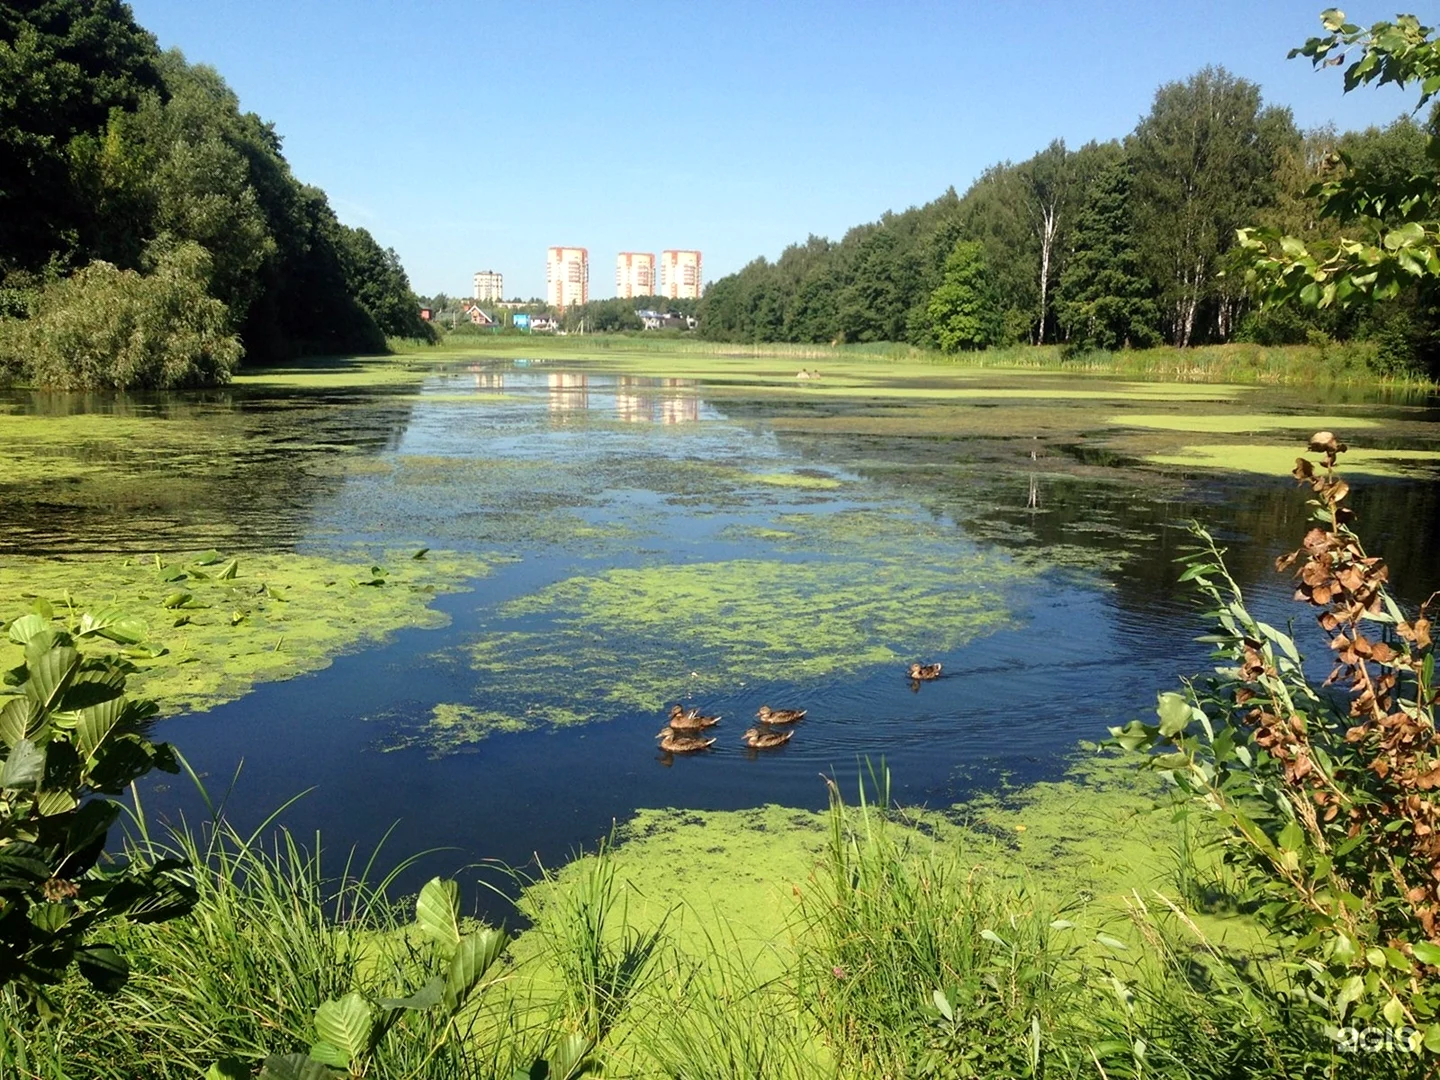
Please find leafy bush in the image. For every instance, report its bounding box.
[0,242,243,389]
[1113,431,1440,1053]
[0,598,192,1013]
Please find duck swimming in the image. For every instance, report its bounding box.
[756,705,806,725]
[668,704,721,731]
[908,662,942,681]
[656,729,716,753]
[742,727,793,749]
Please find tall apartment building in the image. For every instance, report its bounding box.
[615,252,656,299]
[473,270,504,302]
[546,247,589,311]
[660,250,703,300]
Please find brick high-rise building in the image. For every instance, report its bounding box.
[546,247,589,311]
[473,270,504,302]
[615,252,656,299]
[660,250,703,300]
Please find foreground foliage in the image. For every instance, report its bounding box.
[1115,432,1440,1053]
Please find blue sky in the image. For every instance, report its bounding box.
[127,1,1424,300]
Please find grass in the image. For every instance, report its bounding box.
[5,757,1418,1079]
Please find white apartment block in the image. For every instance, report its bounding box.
[615,252,656,299]
[660,250,703,300]
[473,269,504,302]
[546,246,589,311]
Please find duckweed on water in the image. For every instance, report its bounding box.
[1148,442,1440,477]
[1111,412,1382,434]
[464,553,1027,724]
[0,548,493,714]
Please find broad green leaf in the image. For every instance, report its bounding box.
[24,646,80,710]
[979,928,1008,948]
[75,694,127,758]
[313,992,374,1065]
[1278,820,1305,852]
[258,1054,340,1080]
[36,787,78,816]
[1383,995,1406,1027]
[308,1043,349,1069]
[0,697,41,749]
[1156,692,1191,737]
[78,606,148,645]
[1411,941,1440,966]
[416,877,461,949]
[217,558,238,580]
[192,550,224,566]
[548,1034,594,1080]
[7,613,48,645]
[1,738,45,790]
[1096,934,1129,951]
[76,945,129,993]
[379,975,444,1012]
[444,928,506,1013]
[205,1059,251,1080]
[161,591,193,610]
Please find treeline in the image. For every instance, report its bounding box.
[698,67,1439,375]
[0,0,432,389]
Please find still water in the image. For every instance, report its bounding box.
[6,359,1438,913]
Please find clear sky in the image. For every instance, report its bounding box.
[126,1,1424,300]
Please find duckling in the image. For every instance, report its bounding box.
[756,705,806,725]
[656,729,716,753]
[908,662,943,681]
[668,704,721,731]
[742,727,793,749]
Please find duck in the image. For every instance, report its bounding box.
[908,662,943,681]
[656,729,716,753]
[668,704,721,731]
[742,727,793,749]
[756,705,806,725]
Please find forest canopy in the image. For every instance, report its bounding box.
[697,62,1439,377]
[0,0,432,388]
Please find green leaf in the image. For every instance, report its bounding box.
[548,1034,594,1080]
[77,606,148,645]
[444,928,506,1013]
[379,975,444,1012]
[75,694,127,758]
[25,646,80,709]
[1,738,45,790]
[932,988,954,1022]
[205,1059,251,1080]
[1156,692,1191,737]
[1411,941,1440,966]
[1278,820,1305,852]
[1095,934,1129,951]
[76,945,129,993]
[7,613,49,645]
[416,877,461,950]
[217,558,239,580]
[307,1043,349,1069]
[161,591,193,610]
[0,697,41,749]
[192,550,224,566]
[313,992,374,1066]
[412,548,429,560]
[259,1055,340,1080]
[1383,995,1406,1027]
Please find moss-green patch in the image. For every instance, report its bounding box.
[392,702,537,754]
[232,357,444,389]
[747,471,843,489]
[1148,443,1440,477]
[1113,412,1381,434]
[465,553,1026,724]
[0,549,493,715]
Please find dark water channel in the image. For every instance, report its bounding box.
[5,360,1438,918]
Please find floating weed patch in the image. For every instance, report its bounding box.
[1111,412,1382,434]
[746,471,843,489]
[389,702,538,755]
[461,554,1026,726]
[0,548,493,714]
[1148,442,1440,477]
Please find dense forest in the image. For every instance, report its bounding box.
[0,0,432,388]
[697,66,1440,375]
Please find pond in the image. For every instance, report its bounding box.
[4,354,1439,917]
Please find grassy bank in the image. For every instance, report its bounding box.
[407,333,1437,391]
[3,755,1393,1079]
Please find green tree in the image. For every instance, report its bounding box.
[1130,66,1295,345]
[926,240,999,352]
[0,241,243,389]
[1056,158,1161,350]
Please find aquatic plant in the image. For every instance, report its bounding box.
[1114,432,1440,1052]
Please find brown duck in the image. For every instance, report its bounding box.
[908,662,943,681]
[756,705,806,725]
[656,729,716,753]
[742,727,793,749]
[668,704,721,731]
